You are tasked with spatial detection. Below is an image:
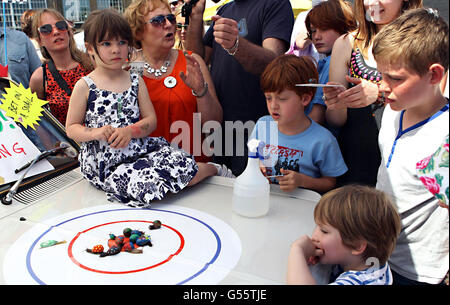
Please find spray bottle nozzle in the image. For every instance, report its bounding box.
[247,139,266,159]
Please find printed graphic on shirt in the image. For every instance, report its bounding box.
[262,144,303,180]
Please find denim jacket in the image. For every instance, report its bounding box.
[0,28,41,88]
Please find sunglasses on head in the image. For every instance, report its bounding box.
[147,14,176,27]
[38,20,69,35]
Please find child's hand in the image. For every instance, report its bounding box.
[259,165,272,183]
[276,169,301,192]
[108,126,132,149]
[292,235,323,265]
[93,125,115,142]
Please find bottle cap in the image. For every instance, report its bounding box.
[247,139,265,159]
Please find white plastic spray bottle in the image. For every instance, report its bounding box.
[232,139,270,217]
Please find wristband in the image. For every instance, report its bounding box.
[192,81,208,98]
[225,35,239,56]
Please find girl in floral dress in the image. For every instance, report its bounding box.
[65,9,217,207]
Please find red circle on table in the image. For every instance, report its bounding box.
[67,220,184,274]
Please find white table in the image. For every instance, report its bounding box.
[0,169,330,285]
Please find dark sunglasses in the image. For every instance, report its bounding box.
[147,14,176,27]
[177,23,188,29]
[38,20,69,35]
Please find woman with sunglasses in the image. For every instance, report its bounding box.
[124,0,224,166]
[29,9,93,126]
[175,14,187,50]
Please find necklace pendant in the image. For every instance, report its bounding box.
[164,76,177,88]
[155,69,162,77]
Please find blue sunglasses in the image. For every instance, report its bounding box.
[147,14,176,27]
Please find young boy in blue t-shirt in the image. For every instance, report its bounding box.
[251,54,347,193]
[303,0,356,127]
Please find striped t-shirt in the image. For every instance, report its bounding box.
[329,263,393,285]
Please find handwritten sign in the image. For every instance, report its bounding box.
[0,109,54,185]
[0,81,48,130]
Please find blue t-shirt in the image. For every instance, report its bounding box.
[305,56,330,115]
[250,115,347,181]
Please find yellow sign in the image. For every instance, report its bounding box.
[0,81,48,130]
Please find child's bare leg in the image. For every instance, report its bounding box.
[187,163,218,186]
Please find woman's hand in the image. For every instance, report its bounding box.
[179,54,206,94]
[108,126,132,149]
[336,76,379,108]
[323,83,347,110]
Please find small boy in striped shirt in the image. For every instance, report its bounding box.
[287,185,401,285]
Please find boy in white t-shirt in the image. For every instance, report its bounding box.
[373,8,449,285]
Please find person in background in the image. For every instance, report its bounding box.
[170,0,184,14]
[20,9,44,62]
[29,9,93,126]
[0,27,41,88]
[286,0,324,64]
[185,0,294,177]
[373,8,449,285]
[303,0,356,126]
[323,0,422,187]
[175,13,187,50]
[287,185,401,285]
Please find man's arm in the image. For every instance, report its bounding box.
[185,0,289,74]
[185,0,207,58]
[211,15,287,75]
[233,36,287,75]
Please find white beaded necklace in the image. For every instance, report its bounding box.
[143,52,171,77]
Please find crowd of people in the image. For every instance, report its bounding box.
[0,0,448,286]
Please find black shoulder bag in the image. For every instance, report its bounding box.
[43,60,72,100]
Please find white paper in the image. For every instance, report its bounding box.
[0,111,54,184]
[296,83,345,88]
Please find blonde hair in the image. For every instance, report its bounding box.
[314,185,401,265]
[373,8,449,76]
[353,0,422,56]
[123,0,171,49]
[31,8,93,70]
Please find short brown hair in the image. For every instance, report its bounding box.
[123,0,171,49]
[373,8,449,76]
[305,0,357,40]
[83,9,133,61]
[314,185,401,265]
[260,54,318,99]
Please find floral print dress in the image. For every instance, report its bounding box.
[79,73,198,207]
